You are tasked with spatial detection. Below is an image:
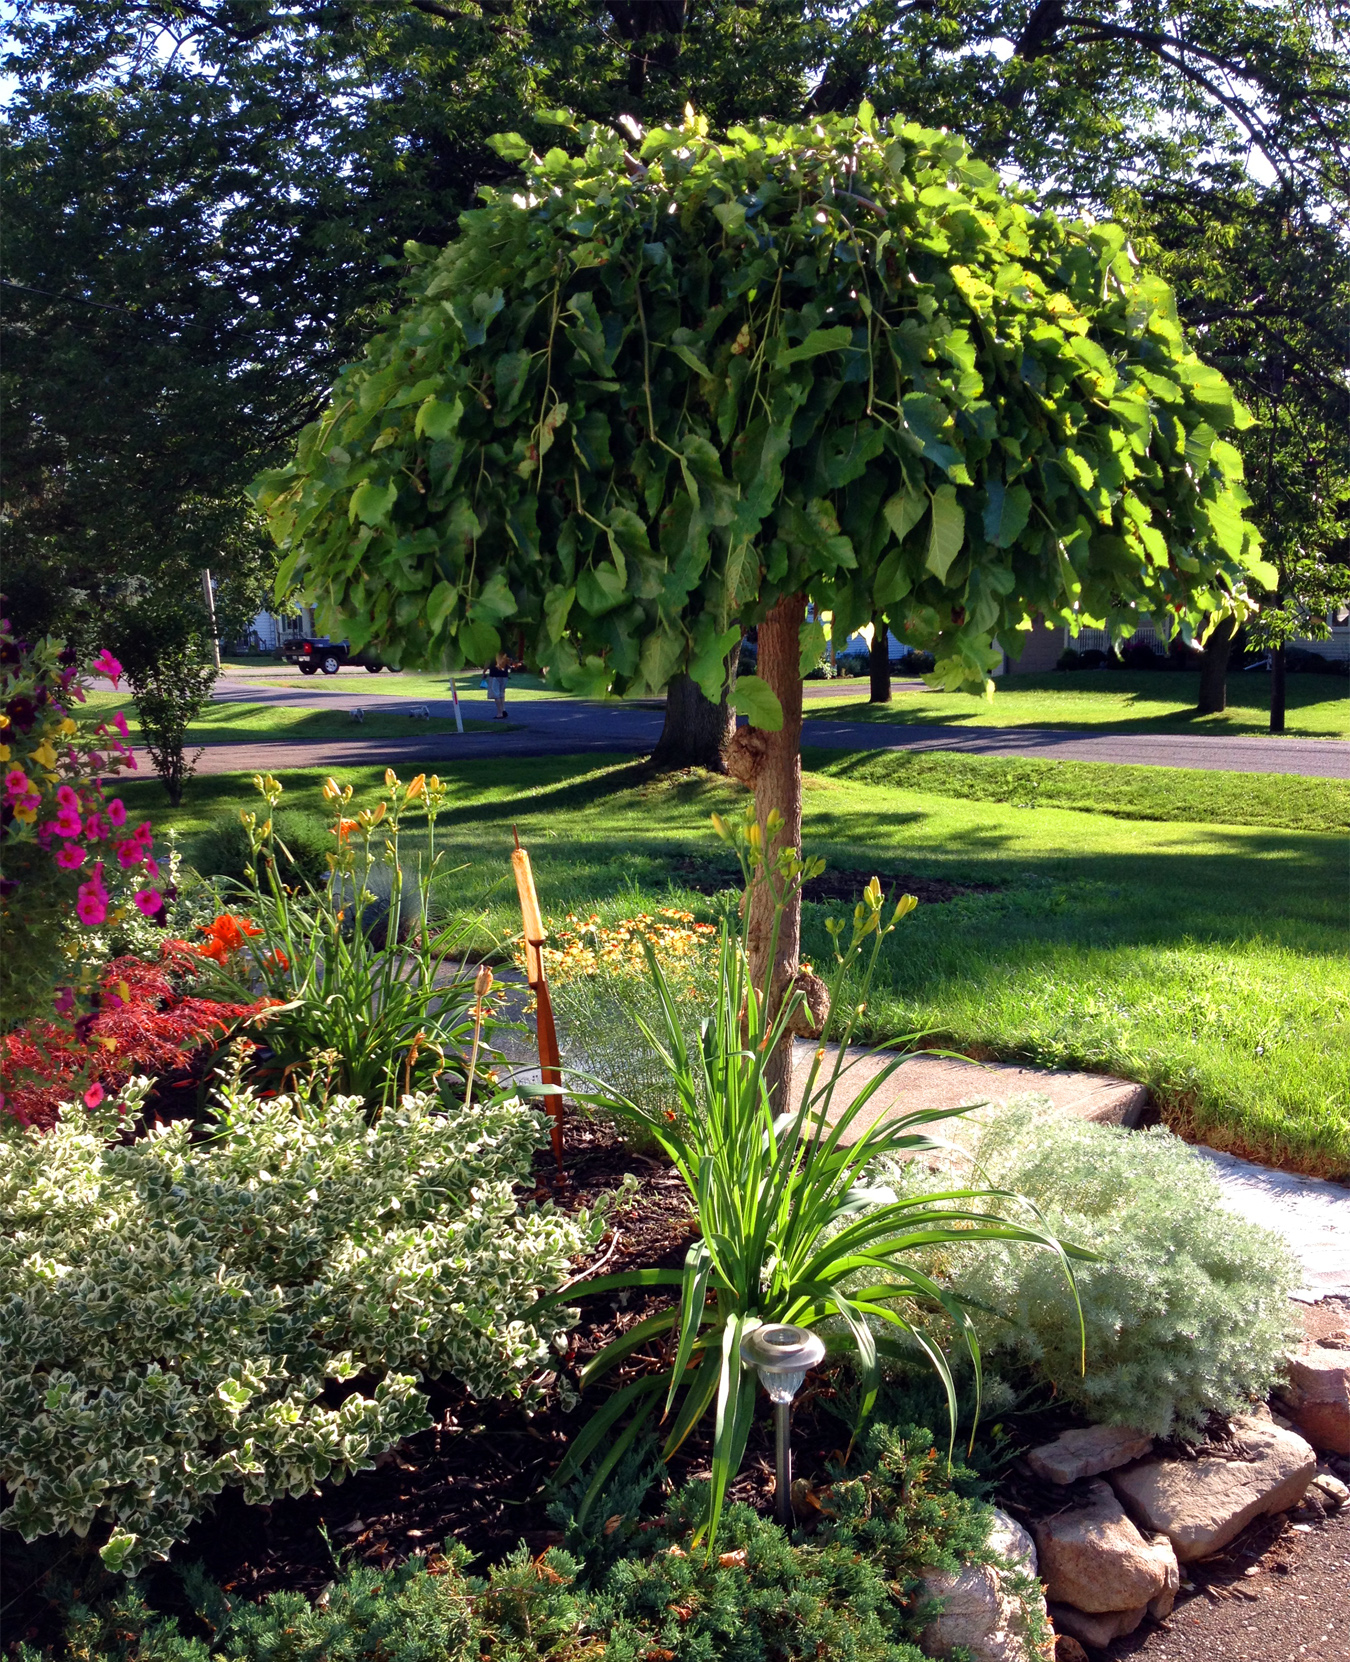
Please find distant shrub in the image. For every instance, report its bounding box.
[885,1100,1301,1438]
[0,1075,604,1573]
[895,649,935,673]
[1056,648,1083,671]
[192,808,331,888]
[1118,638,1164,670]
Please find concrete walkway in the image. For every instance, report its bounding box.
[790,1039,1350,1303]
[154,675,1348,778]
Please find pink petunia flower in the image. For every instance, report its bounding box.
[84,813,107,841]
[53,987,75,1018]
[5,768,29,798]
[133,888,163,917]
[76,889,107,926]
[55,844,86,870]
[56,784,79,811]
[144,856,160,879]
[106,798,127,827]
[84,1082,105,1108]
[115,838,143,869]
[91,650,123,687]
[112,711,129,740]
[56,808,83,838]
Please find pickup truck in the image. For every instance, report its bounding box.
[282,637,401,676]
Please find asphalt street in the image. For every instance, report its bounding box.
[142,672,1350,779]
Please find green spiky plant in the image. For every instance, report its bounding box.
[536,807,1088,1542]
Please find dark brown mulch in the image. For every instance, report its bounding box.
[672,856,999,908]
[141,1118,856,1608]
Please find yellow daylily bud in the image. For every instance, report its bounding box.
[406,773,426,801]
[748,822,762,849]
[384,768,398,789]
[865,876,882,910]
[765,808,784,836]
[322,776,341,801]
[893,893,919,922]
[710,812,730,843]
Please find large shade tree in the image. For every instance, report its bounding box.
[263,108,1270,1094]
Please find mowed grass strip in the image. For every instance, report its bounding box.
[129,754,1350,1180]
[100,700,503,745]
[807,747,1350,833]
[807,669,1349,737]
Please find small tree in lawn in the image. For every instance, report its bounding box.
[114,593,217,805]
[255,106,1270,1099]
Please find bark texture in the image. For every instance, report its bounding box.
[650,653,738,772]
[869,614,892,703]
[722,594,807,1108]
[1196,615,1236,714]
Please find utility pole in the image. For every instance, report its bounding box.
[200,569,222,671]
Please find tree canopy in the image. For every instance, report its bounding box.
[255,107,1270,708]
[5,1,1343,649]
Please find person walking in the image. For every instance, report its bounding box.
[485,650,511,718]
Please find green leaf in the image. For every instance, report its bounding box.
[493,350,531,414]
[883,487,926,545]
[488,131,532,162]
[925,485,965,581]
[349,479,398,526]
[415,396,461,440]
[426,580,458,635]
[543,584,575,642]
[470,569,516,623]
[728,675,783,731]
[776,325,853,368]
[798,619,828,677]
[982,480,1032,549]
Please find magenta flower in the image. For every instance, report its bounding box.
[56,784,79,811]
[133,887,163,917]
[55,844,86,870]
[5,768,29,798]
[115,838,143,869]
[53,987,75,1018]
[75,888,107,926]
[106,798,127,827]
[91,650,123,687]
[55,808,83,837]
[112,710,129,739]
[84,1082,105,1108]
[84,812,106,841]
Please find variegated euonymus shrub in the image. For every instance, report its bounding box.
[0,1077,603,1573]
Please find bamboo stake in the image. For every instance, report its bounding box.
[511,827,564,1167]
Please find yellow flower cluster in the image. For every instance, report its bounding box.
[526,907,718,985]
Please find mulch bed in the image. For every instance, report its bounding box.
[152,1118,857,1606]
[672,856,998,908]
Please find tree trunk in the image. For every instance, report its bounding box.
[869,614,891,703]
[1270,643,1287,733]
[650,653,738,772]
[723,594,806,1109]
[1196,615,1236,714]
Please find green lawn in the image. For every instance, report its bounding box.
[128,751,1350,1181]
[211,667,639,702]
[89,699,503,745]
[808,669,1349,737]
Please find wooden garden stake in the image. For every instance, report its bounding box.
[512,828,564,1167]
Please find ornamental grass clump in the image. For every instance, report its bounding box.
[883,1099,1302,1438]
[0,1069,605,1574]
[536,807,1087,1543]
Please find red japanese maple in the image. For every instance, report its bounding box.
[1,942,270,1129]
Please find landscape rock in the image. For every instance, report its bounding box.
[1052,1638,1090,1662]
[1144,1532,1181,1619]
[1026,1425,1153,1487]
[1032,1481,1175,1613]
[1278,1342,1350,1454]
[1108,1415,1316,1562]
[1311,1471,1349,1510]
[919,1508,1047,1662]
[1046,1601,1148,1648]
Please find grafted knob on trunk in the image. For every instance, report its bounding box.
[783,967,831,1038]
[721,724,768,788]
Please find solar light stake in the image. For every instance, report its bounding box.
[740,1323,826,1529]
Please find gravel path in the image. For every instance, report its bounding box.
[1105,1492,1350,1661]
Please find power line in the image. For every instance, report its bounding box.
[1,279,133,315]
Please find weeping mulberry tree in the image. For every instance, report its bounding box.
[255,105,1270,1099]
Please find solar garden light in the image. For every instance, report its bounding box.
[740,1322,827,1529]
